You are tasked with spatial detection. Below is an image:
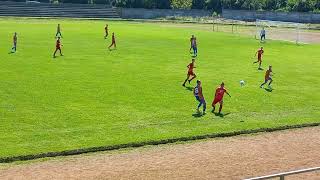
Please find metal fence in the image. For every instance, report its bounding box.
[244,167,320,180]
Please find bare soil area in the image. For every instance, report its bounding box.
[0,127,319,180]
[160,23,320,44]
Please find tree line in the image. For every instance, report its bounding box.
[1,0,320,12]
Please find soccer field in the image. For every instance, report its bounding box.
[0,18,319,159]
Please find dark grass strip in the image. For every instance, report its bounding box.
[1,123,319,163]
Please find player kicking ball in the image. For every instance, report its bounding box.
[11,32,18,53]
[182,59,197,87]
[104,24,109,39]
[212,82,231,115]
[253,47,264,70]
[53,37,63,58]
[260,65,273,89]
[194,80,206,115]
[108,32,116,50]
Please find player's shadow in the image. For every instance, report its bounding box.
[213,112,231,118]
[192,113,203,118]
[264,88,273,92]
[185,86,193,92]
[258,67,264,71]
[8,51,15,54]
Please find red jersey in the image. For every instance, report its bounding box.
[215,87,227,99]
[257,49,264,58]
[56,39,61,48]
[187,63,194,72]
[265,69,272,79]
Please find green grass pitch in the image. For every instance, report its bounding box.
[0,18,319,158]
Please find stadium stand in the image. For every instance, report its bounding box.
[0,1,120,18]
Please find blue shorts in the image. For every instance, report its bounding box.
[265,77,272,83]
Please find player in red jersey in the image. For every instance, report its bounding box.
[260,65,273,89]
[108,32,116,50]
[253,47,264,69]
[53,37,63,58]
[11,32,17,53]
[182,59,197,87]
[212,82,231,114]
[104,24,109,39]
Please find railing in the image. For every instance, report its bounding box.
[244,167,320,180]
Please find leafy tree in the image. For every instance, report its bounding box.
[206,0,222,12]
[192,0,206,9]
[155,0,171,8]
[171,0,192,9]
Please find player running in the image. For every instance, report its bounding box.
[182,59,197,87]
[104,24,109,39]
[253,47,264,69]
[191,36,198,57]
[11,32,17,53]
[108,32,116,50]
[194,80,206,114]
[55,24,62,38]
[260,27,266,41]
[53,37,63,58]
[212,82,231,115]
[260,65,273,89]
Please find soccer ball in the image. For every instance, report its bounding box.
[240,80,245,87]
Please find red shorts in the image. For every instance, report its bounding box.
[258,56,262,61]
[212,97,223,105]
[56,46,61,50]
[188,71,195,76]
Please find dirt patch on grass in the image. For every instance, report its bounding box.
[160,23,320,44]
[1,126,319,179]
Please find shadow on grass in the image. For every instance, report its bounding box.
[185,86,194,91]
[213,112,231,118]
[258,67,264,71]
[264,88,273,92]
[192,113,203,118]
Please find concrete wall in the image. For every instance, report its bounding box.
[222,9,320,23]
[121,8,212,19]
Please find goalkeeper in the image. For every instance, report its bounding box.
[260,27,266,41]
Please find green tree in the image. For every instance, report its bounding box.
[288,0,314,12]
[155,0,171,8]
[192,0,206,9]
[206,0,222,12]
[171,0,192,9]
